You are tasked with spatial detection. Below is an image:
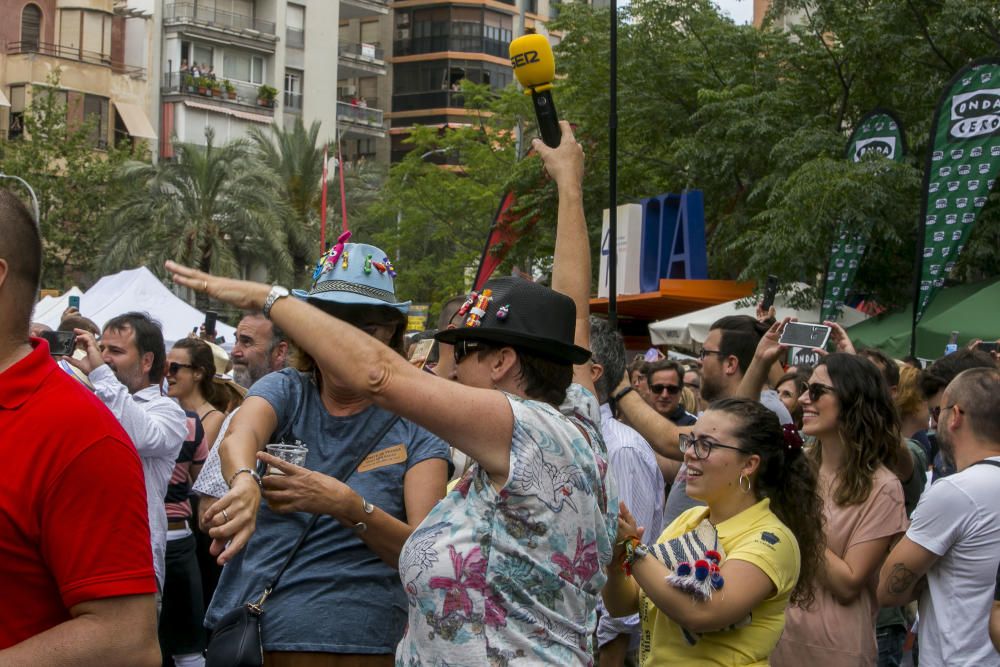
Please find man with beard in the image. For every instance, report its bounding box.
[878,367,1000,667]
[68,313,188,593]
[612,315,792,526]
[230,311,288,389]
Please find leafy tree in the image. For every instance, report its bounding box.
[0,70,132,289]
[101,128,293,310]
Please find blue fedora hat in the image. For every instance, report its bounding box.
[292,241,410,313]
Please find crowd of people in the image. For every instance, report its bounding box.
[2,122,999,667]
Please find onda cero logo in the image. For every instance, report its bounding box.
[510,50,540,68]
[950,88,1000,139]
[853,137,895,162]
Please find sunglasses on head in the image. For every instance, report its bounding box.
[453,339,489,365]
[806,383,835,402]
[650,383,681,396]
[167,362,194,376]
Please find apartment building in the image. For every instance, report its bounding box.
[158,0,341,158]
[1,0,156,149]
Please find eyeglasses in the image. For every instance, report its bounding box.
[454,339,489,365]
[931,404,964,424]
[167,362,194,376]
[678,433,749,460]
[699,348,724,361]
[650,383,681,396]
[806,383,836,402]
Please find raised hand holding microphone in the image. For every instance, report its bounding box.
[510,34,561,147]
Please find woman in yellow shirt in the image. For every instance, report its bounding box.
[603,398,825,666]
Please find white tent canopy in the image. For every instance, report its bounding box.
[33,266,235,348]
[33,286,85,325]
[648,282,869,346]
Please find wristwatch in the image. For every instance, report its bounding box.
[263,285,290,319]
[352,497,375,535]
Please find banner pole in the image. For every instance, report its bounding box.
[608,0,618,330]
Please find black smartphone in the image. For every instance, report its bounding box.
[762,275,779,311]
[779,322,832,349]
[41,330,77,356]
[978,341,998,354]
[204,310,218,337]
[68,295,80,310]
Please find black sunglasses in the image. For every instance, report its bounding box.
[650,383,681,396]
[678,433,749,460]
[806,383,836,402]
[454,340,489,365]
[167,361,194,376]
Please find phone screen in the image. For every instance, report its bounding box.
[978,341,998,354]
[762,275,779,311]
[41,330,77,356]
[779,322,832,349]
[68,295,80,310]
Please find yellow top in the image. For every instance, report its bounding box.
[639,498,800,666]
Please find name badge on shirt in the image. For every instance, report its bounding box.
[357,444,408,473]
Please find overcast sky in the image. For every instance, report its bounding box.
[713,0,753,25]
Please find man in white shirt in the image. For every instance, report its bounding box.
[878,367,1000,666]
[68,312,187,590]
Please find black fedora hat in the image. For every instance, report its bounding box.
[435,276,590,365]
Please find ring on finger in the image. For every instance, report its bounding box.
[202,279,208,291]
[222,508,230,522]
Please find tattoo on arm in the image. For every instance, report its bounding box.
[887,562,917,595]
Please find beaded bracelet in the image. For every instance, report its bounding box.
[619,536,642,576]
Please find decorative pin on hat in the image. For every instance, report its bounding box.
[465,289,492,328]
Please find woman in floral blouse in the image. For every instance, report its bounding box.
[166,122,617,666]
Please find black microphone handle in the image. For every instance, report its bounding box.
[531,89,561,148]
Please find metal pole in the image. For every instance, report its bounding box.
[608,0,618,329]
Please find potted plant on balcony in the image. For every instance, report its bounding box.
[197,77,209,95]
[224,79,237,100]
[182,72,196,93]
[211,80,223,97]
[257,84,278,108]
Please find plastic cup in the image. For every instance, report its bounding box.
[265,443,308,474]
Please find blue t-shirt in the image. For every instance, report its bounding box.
[205,368,451,653]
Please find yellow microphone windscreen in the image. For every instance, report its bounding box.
[509,34,555,92]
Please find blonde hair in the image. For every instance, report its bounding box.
[680,386,698,413]
[895,365,926,419]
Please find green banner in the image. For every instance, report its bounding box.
[914,58,1000,326]
[820,110,905,322]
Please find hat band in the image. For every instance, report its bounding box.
[308,279,397,303]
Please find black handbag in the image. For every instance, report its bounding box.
[204,412,401,667]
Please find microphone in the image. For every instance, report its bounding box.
[509,34,561,147]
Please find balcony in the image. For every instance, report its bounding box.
[286,27,304,48]
[338,42,386,78]
[6,41,146,78]
[393,35,510,58]
[284,91,302,112]
[340,0,389,21]
[163,2,278,51]
[337,100,385,138]
[162,72,275,118]
[392,90,465,113]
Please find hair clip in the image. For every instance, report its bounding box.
[465,289,492,328]
[496,304,510,321]
[782,424,804,451]
[383,257,397,278]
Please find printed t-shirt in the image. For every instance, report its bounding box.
[772,465,907,666]
[639,498,800,667]
[906,456,1000,667]
[395,384,618,666]
[205,368,450,653]
[164,411,210,520]
[0,339,156,648]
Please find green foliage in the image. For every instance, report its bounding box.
[0,70,133,289]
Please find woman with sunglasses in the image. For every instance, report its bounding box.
[167,338,226,447]
[167,123,617,665]
[737,322,908,666]
[603,398,825,665]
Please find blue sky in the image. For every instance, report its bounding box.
[714,0,753,25]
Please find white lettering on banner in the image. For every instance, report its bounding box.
[853,136,896,162]
[980,163,992,174]
[948,181,960,191]
[926,215,938,225]
[946,214,958,224]
[923,247,934,258]
[929,182,940,193]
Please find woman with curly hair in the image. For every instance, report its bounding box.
[604,398,825,665]
[771,351,908,666]
[775,370,810,430]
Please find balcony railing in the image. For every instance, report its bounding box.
[6,40,146,77]
[286,27,304,48]
[163,2,276,35]
[162,71,275,110]
[393,35,509,58]
[284,91,302,111]
[392,91,465,112]
[337,101,383,127]
[339,42,384,62]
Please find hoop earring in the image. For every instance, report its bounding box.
[739,473,752,494]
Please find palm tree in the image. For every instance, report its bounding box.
[249,117,327,286]
[102,128,293,310]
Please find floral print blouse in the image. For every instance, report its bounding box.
[395,385,618,666]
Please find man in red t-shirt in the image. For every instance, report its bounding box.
[0,189,160,665]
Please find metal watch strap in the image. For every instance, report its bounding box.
[262,285,289,319]
[229,467,263,490]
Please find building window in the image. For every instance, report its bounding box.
[223,51,264,84]
[7,86,26,140]
[284,70,302,110]
[21,4,42,49]
[82,94,109,148]
[360,20,379,46]
[287,3,305,48]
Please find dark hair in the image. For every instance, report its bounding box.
[945,367,1000,445]
[901,355,922,369]
[628,356,650,378]
[589,316,625,403]
[472,341,572,407]
[58,315,100,336]
[708,398,824,608]
[775,370,810,428]
[437,295,469,330]
[102,312,167,385]
[288,303,406,374]
[859,348,900,389]
[812,353,900,506]
[171,338,217,404]
[645,359,686,389]
[0,189,42,332]
[920,348,995,399]
[709,315,769,375]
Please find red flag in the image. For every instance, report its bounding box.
[320,146,328,253]
[472,192,538,291]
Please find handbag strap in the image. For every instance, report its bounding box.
[253,412,402,609]
[972,459,1000,470]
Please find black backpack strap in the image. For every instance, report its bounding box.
[972,459,1000,470]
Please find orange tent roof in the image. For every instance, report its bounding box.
[590,279,755,321]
